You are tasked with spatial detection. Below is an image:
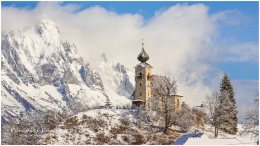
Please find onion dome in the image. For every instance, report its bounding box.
[137,40,149,63]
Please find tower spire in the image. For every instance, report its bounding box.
[137,39,149,63]
[142,38,144,49]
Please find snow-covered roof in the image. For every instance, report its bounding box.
[135,62,153,68]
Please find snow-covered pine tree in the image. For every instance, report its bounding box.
[219,73,238,134]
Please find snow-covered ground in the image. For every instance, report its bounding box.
[184,124,258,145]
[41,109,178,145]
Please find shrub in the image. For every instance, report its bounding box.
[119,117,131,126]
[64,116,78,128]
[96,133,110,144]
[131,132,146,144]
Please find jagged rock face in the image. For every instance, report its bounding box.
[1,35,38,85]
[1,20,135,122]
[1,20,87,86]
[38,64,59,85]
[1,20,107,121]
[1,56,21,84]
[97,59,134,106]
[114,63,134,97]
[79,64,104,91]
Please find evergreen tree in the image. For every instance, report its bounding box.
[219,73,238,134]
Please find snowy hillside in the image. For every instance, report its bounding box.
[1,20,135,122]
[184,124,258,145]
[40,109,178,145]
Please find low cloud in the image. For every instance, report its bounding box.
[212,42,259,62]
[1,2,257,106]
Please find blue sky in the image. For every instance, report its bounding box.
[2,1,259,81]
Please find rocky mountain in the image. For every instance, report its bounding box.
[1,20,134,122]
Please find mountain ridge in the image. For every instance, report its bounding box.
[1,20,135,122]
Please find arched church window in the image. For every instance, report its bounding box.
[147,73,150,80]
[177,98,180,108]
[138,72,142,79]
[140,93,142,96]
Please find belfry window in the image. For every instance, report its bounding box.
[177,98,180,108]
[147,73,150,80]
[137,72,142,79]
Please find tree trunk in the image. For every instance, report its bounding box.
[214,127,218,137]
[164,115,168,134]
[163,127,168,134]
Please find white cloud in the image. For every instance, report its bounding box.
[212,42,259,62]
[211,10,247,26]
[1,2,257,107]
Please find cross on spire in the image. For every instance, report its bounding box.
[142,38,144,49]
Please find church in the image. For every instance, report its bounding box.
[132,41,183,112]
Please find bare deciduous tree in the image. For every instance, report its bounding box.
[192,108,206,130]
[206,92,221,137]
[149,75,177,133]
[171,102,193,132]
[242,94,259,143]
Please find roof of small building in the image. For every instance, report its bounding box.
[170,94,183,97]
[132,99,145,102]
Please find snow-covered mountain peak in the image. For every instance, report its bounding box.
[36,20,60,35]
[1,20,135,122]
[35,20,61,47]
[2,19,81,71]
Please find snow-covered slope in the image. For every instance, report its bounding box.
[40,109,176,145]
[1,20,134,122]
[184,124,257,145]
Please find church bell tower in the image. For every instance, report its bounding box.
[133,40,152,109]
